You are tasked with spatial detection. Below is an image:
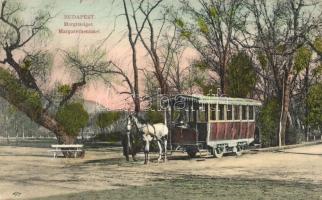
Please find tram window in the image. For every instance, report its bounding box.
[242,106,247,120]
[184,110,189,122]
[210,105,216,120]
[227,105,232,120]
[188,108,194,122]
[198,105,206,122]
[234,106,240,120]
[219,104,225,120]
[249,106,254,120]
[189,110,195,122]
[198,110,206,122]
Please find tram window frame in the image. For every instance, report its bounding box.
[227,105,233,120]
[249,106,254,120]
[190,110,196,122]
[205,105,209,121]
[234,105,240,120]
[210,104,216,121]
[197,104,207,122]
[242,105,247,120]
[188,105,196,122]
[218,104,225,120]
[184,109,189,122]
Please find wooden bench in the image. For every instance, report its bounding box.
[49,144,84,158]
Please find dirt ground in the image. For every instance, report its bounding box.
[0,140,322,200]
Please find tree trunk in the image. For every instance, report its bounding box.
[39,111,77,144]
[0,80,77,147]
[159,76,168,95]
[132,50,140,113]
[134,95,140,113]
[29,109,78,157]
[278,74,291,146]
[220,69,225,95]
[220,68,229,95]
[304,65,309,141]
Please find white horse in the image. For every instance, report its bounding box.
[129,114,168,164]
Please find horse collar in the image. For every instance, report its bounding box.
[132,118,156,136]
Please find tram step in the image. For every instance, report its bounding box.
[198,150,209,156]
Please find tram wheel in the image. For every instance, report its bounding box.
[187,150,197,158]
[186,146,198,158]
[235,146,243,156]
[213,148,224,158]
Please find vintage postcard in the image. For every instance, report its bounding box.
[0,0,321,199]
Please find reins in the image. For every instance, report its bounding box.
[130,115,157,139]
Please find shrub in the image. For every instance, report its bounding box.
[56,102,89,136]
[96,111,121,129]
[307,83,322,129]
[145,110,164,124]
[258,98,280,147]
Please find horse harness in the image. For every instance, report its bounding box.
[130,117,161,141]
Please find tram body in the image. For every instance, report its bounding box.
[167,95,261,157]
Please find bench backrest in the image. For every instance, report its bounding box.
[51,144,84,148]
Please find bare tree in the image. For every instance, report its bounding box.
[176,0,248,94]
[141,20,187,95]
[122,0,186,100]
[0,1,113,145]
[121,0,151,112]
[243,0,322,146]
[136,1,179,95]
[167,47,187,94]
[59,47,113,106]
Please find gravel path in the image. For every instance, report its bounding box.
[0,143,321,199]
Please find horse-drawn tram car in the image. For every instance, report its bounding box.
[166,94,262,158]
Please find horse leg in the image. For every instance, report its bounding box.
[157,140,162,163]
[144,140,150,164]
[164,139,167,162]
[127,132,131,151]
[147,151,149,164]
[125,151,129,161]
[126,131,136,161]
[122,134,129,161]
[130,140,137,161]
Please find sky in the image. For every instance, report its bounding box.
[25,0,128,51]
[17,0,197,110]
[4,0,322,110]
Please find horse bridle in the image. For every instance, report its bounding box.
[129,115,157,139]
[127,114,141,135]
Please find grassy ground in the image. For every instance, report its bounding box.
[33,176,322,200]
[1,140,322,200]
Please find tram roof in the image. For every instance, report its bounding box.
[168,94,262,106]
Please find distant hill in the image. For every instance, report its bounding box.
[82,100,108,115]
